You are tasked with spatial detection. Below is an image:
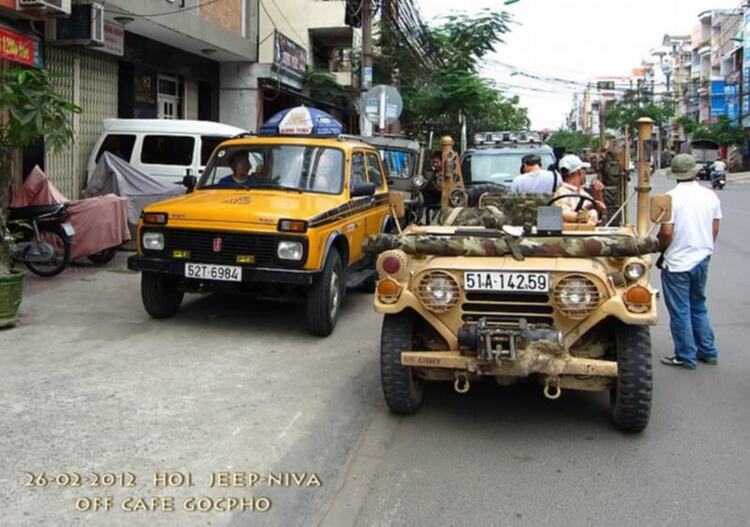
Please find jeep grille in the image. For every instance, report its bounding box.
[462,291,554,327]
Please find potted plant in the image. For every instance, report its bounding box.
[0,68,80,328]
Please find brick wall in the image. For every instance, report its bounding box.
[201,0,243,35]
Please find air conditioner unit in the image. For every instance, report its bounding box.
[17,0,72,16]
[46,2,104,47]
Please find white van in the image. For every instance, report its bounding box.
[87,119,247,183]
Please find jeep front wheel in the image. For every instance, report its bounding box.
[306,250,343,337]
[610,323,652,432]
[141,272,184,319]
[381,312,423,414]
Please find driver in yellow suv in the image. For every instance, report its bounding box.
[218,151,252,187]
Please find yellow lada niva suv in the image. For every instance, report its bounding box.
[127,135,394,336]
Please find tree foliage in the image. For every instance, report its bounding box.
[0,68,80,273]
[675,115,745,146]
[303,67,358,111]
[374,9,529,143]
[606,88,675,132]
[546,130,594,154]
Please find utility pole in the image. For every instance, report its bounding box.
[361,0,373,136]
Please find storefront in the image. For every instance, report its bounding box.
[43,27,222,198]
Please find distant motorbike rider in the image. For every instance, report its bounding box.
[710,157,727,188]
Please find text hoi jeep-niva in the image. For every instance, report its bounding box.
[366,125,669,431]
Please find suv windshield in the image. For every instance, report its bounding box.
[200,145,344,194]
[462,151,555,185]
[381,149,416,179]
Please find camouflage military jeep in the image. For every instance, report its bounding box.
[364,191,670,432]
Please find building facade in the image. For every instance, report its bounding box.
[2,0,260,197]
[220,0,361,132]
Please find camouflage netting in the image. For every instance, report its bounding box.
[479,192,555,226]
[363,233,660,258]
[439,207,507,228]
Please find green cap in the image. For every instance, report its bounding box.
[669,153,699,180]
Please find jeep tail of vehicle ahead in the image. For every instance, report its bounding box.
[366,120,668,431]
[128,134,397,337]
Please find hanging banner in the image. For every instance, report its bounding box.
[0,26,43,68]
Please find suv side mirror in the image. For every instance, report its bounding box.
[351,181,376,197]
[182,174,197,193]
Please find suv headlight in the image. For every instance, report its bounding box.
[553,274,601,319]
[624,260,647,281]
[142,232,164,251]
[416,271,459,313]
[277,241,304,261]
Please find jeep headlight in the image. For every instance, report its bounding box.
[142,232,164,251]
[413,175,426,189]
[277,240,304,261]
[416,271,459,313]
[553,274,601,319]
[624,260,647,281]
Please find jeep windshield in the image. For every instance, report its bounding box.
[199,145,344,195]
[462,151,555,186]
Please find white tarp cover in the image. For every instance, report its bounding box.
[86,152,185,225]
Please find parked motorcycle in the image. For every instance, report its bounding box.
[7,204,75,277]
[710,170,726,190]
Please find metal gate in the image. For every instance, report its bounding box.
[44,47,118,198]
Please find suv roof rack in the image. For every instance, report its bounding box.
[473,130,545,147]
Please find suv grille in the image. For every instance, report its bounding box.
[461,291,554,327]
[150,229,304,268]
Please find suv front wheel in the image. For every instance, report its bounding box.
[306,250,343,337]
[610,323,652,432]
[141,272,184,319]
[381,312,423,414]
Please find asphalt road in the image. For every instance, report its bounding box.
[1,173,748,527]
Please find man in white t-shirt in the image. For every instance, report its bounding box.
[510,154,562,194]
[658,154,722,369]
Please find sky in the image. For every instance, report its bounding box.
[418,0,742,130]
